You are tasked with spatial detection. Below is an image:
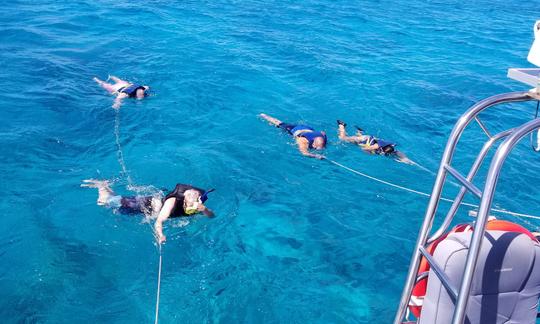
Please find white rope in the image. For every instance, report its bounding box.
[154,244,163,324]
[114,109,134,189]
[114,108,164,322]
[326,158,540,221]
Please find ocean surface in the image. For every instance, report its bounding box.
[2,0,540,323]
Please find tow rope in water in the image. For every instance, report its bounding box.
[154,244,163,324]
[114,109,134,189]
[325,158,540,221]
[114,108,163,323]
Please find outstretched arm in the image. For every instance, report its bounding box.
[154,198,175,243]
[394,151,415,165]
[296,138,324,159]
[259,113,282,127]
[199,204,215,218]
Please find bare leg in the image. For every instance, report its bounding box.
[338,124,348,139]
[109,75,125,83]
[109,76,131,88]
[81,179,115,205]
[259,113,283,127]
[338,124,362,143]
[93,77,119,94]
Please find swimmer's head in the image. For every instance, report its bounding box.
[183,189,202,215]
[312,132,327,150]
[136,86,149,99]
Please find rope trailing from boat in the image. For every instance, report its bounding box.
[530,100,540,152]
[325,158,540,221]
[154,243,163,324]
[115,108,164,322]
[114,108,135,189]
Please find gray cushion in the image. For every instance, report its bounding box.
[418,230,540,324]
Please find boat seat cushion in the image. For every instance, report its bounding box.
[419,230,540,324]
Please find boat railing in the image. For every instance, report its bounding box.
[394,88,540,324]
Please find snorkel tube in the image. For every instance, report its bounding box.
[200,188,215,203]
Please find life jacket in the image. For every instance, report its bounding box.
[119,84,147,98]
[373,139,396,155]
[291,125,327,149]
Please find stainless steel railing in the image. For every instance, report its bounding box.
[394,91,537,324]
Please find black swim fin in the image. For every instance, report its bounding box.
[354,125,364,132]
[337,120,347,127]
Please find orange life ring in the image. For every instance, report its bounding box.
[408,220,537,318]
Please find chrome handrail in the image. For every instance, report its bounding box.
[452,116,540,323]
[427,129,515,244]
[394,91,533,324]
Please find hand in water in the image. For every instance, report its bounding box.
[158,235,166,244]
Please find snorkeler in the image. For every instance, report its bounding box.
[337,120,414,164]
[93,75,149,109]
[81,180,214,243]
[259,113,327,159]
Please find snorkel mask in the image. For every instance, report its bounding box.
[183,190,202,215]
[184,199,202,215]
[183,188,215,215]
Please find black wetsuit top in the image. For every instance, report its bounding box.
[163,184,205,217]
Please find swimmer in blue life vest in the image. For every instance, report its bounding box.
[93,75,149,109]
[81,180,214,243]
[337,120,414,164]
[259,113,327,159]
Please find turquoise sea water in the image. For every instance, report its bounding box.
[2,1,540,323]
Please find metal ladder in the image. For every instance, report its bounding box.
[394,89,540,324]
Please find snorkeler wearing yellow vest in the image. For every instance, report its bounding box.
[337,120,414,164]
[81,180,214,243]
[259,113,327,159]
